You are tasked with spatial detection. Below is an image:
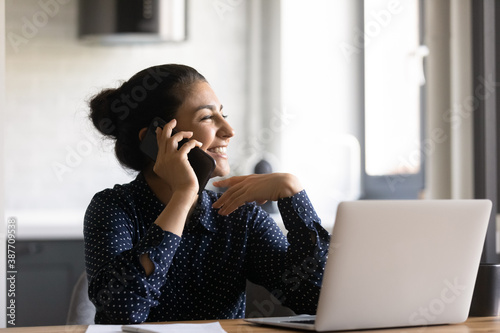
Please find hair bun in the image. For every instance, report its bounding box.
[88,88,121,138]
[87,64,206,172]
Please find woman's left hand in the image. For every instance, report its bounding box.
[212,173,303,215]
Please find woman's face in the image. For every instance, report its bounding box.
[174,81,235,178]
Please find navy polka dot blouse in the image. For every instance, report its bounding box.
[84,173,330,324]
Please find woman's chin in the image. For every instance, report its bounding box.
[211,166,230,179]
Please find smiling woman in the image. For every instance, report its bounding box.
[84,64,330,324]
[170,80,234,178]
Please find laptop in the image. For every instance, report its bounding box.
[245,200,492,332]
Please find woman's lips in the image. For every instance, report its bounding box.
[207,146,228,158]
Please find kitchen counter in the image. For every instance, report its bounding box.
[5,210,84,240]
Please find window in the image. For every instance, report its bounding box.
[362,0,425,199]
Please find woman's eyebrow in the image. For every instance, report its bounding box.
[194,104,223,112]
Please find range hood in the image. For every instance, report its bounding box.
[78,0,186,44]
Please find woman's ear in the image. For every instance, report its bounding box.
[138,128,148,141]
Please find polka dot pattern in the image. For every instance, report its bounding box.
[84,173,330,324]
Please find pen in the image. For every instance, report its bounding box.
[121,325,159,333]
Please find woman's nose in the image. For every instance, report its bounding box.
[219,118,235,139]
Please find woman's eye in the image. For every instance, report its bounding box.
[200,114,228,121]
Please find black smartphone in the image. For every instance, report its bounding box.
[139,117,216,195]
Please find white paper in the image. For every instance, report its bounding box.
[85,322,227,333]
[85,325,122,333]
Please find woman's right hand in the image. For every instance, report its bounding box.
[153,119,201,195]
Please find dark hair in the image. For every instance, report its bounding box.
[89,64,207,171]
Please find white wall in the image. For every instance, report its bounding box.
[4,0,248,238]
[280,0,362,229]
[1,0,7,327]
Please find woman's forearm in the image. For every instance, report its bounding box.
[154,189,197,236]
[140,190,196,276]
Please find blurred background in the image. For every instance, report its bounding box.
[1,0,499,327]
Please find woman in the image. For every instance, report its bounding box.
[84,64,330,324]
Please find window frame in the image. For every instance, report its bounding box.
[472,0,498,263]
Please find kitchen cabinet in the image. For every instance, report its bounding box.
[8,240,85,327]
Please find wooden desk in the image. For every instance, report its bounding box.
[0,317,499,332]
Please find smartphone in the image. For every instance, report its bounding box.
[139,117,216,194]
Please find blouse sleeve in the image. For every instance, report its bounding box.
[84,189,181,324]
[245,190,330,315]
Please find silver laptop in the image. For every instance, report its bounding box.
[245,200,492,331]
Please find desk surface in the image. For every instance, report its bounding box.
[1,317,499,332]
